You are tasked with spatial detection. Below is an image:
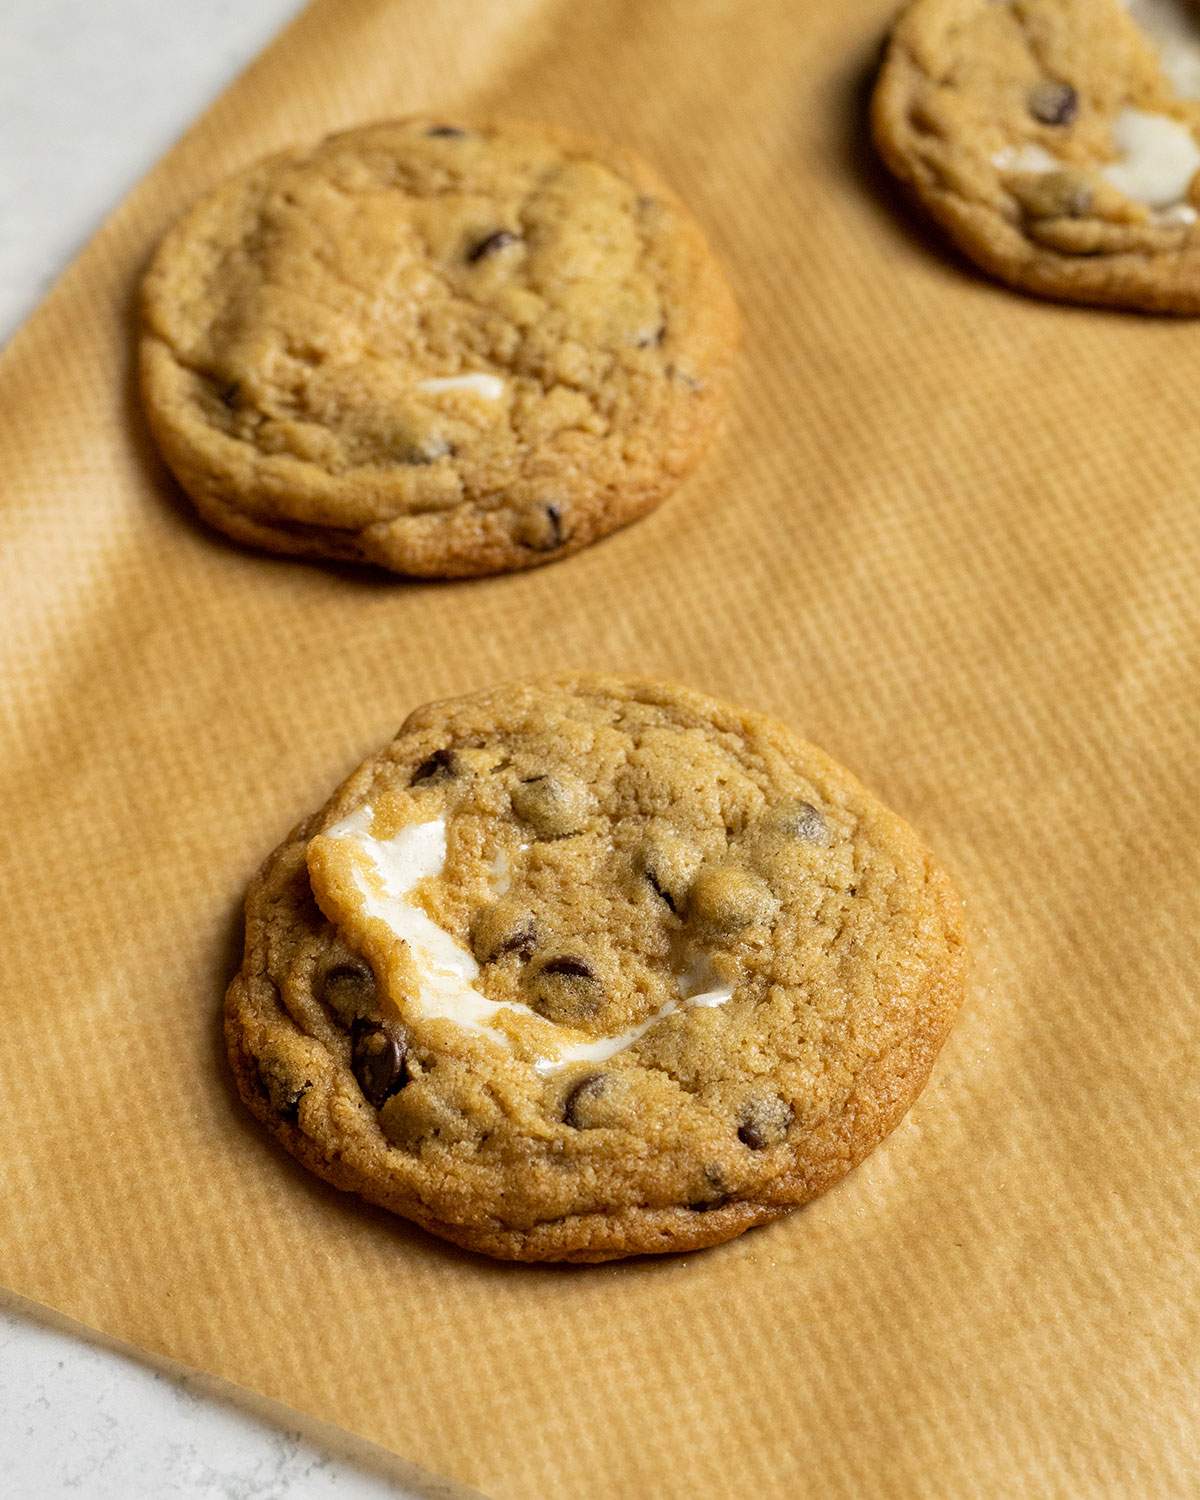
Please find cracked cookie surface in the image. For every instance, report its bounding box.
[224,677,966,1262]
[139,118,738,575]
[872,0,1200,311]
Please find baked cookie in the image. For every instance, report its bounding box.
[872,0,1200,311]
[225,677,966,1262]
[139,119,738,575]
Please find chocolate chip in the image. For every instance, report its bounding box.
[426,124,467,137]
[543,504,564,547]
[775,801,827,843]
[498,920,537,959]
[789,803,826,840]
[471,900,538,963]
[278,1083,311,1124]
[514,502,568,552]
[540,956,595,980]
[510,772,590,838]
[635,834,700,915]
[689,1165,730,1210]
[1061,180,1093,217]
[1028,81,1078,126]
[350,1018,408,1108]
[645,868,677,912]
[489,919,537,962]
[468,229,520,263]
[666,364,702,391]
[532,955,601,1024]
[319,961,377,1025]
[688,866,778,931]
[562,1072,607,1127]
[255,1061,311,1124]
[322,961,372,990]
[411,748,456,784]
[1011,170,1093,221]
[738,1094,793,1150]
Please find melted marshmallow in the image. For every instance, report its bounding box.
[334,811,500,1036]
[417,373,505,400]
[993,119,1200,219]
[1129,0,1200,100]
[487,845,518,896]
[1102,106,1200,207]
[1122,0,1200,213]
[537,961,733,1078]
[995,3,1200,214]
[992,142,1060,174]
[994,0,1200,216]
[325,811,733,1076]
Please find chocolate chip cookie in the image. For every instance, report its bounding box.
[225,677,966,1262]
[872,0,1200,311]
[140,119,738,575]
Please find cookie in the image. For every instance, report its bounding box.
[139,119,738,576]
[225,677,966,1262]
[872,0,1200,312]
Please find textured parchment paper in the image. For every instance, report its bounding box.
[1,1,1197,1495]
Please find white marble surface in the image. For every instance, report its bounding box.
[0,0,298,343]
[0,1290,466,1500]
[0,4,462,1495]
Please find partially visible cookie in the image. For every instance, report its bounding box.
[139,119,738,575]
[872,0,1200,311]
[224,677,966,1262]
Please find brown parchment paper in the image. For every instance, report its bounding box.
[1,1,1197,1495]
